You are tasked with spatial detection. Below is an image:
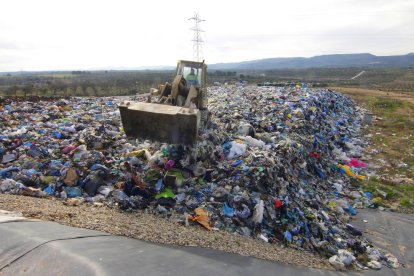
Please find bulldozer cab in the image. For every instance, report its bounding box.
[176,60,206,88]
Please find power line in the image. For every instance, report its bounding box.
[188,12,205,62]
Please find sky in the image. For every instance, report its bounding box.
[0,0,413,71]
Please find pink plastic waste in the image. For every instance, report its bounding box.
[346,158,368,168]
[62,145,77,154]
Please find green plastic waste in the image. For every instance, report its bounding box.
[165,169,184,180]
[155,187,175,199]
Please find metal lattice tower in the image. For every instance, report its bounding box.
[188,12,205,62]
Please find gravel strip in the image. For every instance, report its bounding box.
[0,194,332,270]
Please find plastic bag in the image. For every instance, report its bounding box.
[191,207,211,230]
[243,136,265,148]
[346,158,368,168]
[252,200,264,224]
[222,203,234,217]
[338,164,366,180]
[227,141,246,160]
[64,186,82,198]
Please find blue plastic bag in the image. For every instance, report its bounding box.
[222,203,234,217]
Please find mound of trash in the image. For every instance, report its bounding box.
[0,86,399,270]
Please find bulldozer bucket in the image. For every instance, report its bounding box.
[119,102,200,145]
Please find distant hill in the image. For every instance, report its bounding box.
[209,53,414,70]
[2,53,413,74]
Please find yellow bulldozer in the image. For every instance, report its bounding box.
[119,60,208,145]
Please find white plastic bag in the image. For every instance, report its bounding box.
[252,200,264,224]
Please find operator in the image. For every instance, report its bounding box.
[186,68,198,86]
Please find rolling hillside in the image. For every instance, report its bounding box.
[210,53,414,70]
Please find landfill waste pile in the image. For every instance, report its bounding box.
[0,86,400,270]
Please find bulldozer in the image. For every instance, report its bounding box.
[119,60,208,145]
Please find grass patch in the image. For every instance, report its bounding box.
[361,173,414,211]
[400,198,413,207]
[372,97,403,110]
[362,177,399,200]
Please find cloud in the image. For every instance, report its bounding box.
[0,40,31,50]
[0,0,413,71]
